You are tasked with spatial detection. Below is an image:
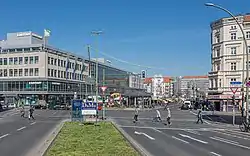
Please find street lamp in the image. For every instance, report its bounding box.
[205,3,249,123]
[91,30,103,120]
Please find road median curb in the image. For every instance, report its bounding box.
[26,119,70,156]
[111,120,153,156]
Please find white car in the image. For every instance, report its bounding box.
[183,101,192,109]
[8,103,16,108]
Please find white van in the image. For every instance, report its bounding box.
[184,100,192,109]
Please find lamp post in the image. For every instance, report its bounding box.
[205,3,249,123]
[91,30,103,120]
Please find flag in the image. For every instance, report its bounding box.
[44,29,51,37]
[73,58,77,79]
[81,60,86,74]
[66,55,69,79]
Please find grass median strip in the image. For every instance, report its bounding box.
[46,122,139,156]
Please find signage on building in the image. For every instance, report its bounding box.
[52,82,60,85]
[17,32,31,37]
[29,82,42,84]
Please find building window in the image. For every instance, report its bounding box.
[61,60,63,67]
[29,68,33,76]
[0,58,2,65]
[24,57,28,64]
[19,69,23,76]
[217,64,220,71]
[14,69,18,77]
[58,70,60,78]
[231,33,236,40]
[29,56,34,64]
[231,62,236,70]
[216,48,220,57]
[35,68,39,76]
[51,69,54,77]
[249,46,250,54]
[64,71,66,78]
[24,69,28,76]
[0,69,2,77]
[54,70,57,77]
[231,78,236,82]
[231,25,237,30]
[19,57,23,64]
[231,47,236,55]
[35,56,39,64]
[61,71,63,78]
[51,58,54,65]
[4,69,7,77]
[58,59,61,66]
[14,57,18,65]
[64,60,66,67]
[9,58,13,65]
[247,31,250,39]
[48,57,51,64]
[3,58,7,65]
[48,69,50,77]
[9,69,13,77]
[219,79,222,87]
[54,59,57,66]
[216,35,220,43]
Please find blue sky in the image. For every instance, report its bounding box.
[0,0,249,76]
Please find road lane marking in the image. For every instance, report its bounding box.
[17,126,26,131]
[134,131,155,140]
[225,129,250,137]
[211,136,238,144]
[212,130,250,141]
[179,133,208,144]
[184,130,201,135]
[52,112,57,115]
[30,122,36,125]
[0,134,9,139]
[172,136,190,144]
[210,152,222,156]
[210,136,250,150]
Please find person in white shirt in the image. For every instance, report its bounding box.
[166,107,171,125]
[156,109,162,122]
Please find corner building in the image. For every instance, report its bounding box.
[0,31,91,106]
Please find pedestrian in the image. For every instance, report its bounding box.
[133,106,139,123]
[166,107,171,125]
[155,109,162,122]
[196,110,203,124]
[20,106,25,118]
[29,106,35,120]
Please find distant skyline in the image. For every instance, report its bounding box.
[0,0,249,76]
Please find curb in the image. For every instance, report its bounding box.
[111,120,153,156]
[26,119,70,156]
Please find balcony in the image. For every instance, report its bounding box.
[208,87,223,94]
[208,71,219,77]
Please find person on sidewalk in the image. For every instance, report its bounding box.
[133,106,139,123]
[28,106,35,120]
[196,110,203,124]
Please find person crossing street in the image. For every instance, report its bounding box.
[166,107,171,125]
[28,106,35,120]
[196,110,203,124]
[133,106,139,123]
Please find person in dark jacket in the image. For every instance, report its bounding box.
[133,106,139,123]
[29,106,35,120]
[196,110,203,124]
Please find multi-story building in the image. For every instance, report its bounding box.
[0,31,145,106]
[144,75,173,99]
[172,76,209,100]
[208,14,250,111]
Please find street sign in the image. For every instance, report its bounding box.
[82,102,97,115]
[100,86,107,92]
[230,81,241,94]
[71,99,83,121]
[230,81,242,85]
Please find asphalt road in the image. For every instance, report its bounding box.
[0,109,70,156]
[110,104,250,156]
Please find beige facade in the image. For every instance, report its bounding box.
[208,14,250,110]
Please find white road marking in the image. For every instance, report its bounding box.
[134,131,155,140]
[30,122,36,125]
[179,133,208,144]
[189,111,211,124]
[210,136,250,150]
[210,151,222,156]
[211,136,239,144]
[0,133,9,139]
[213,130,250,141]
[17,126,26,131]
[225,129,250,137]
[119,125,225,131]
[184,130,201,135]
[172,136,190,144]
[52,112,57,115]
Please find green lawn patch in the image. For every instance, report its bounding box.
[45,122,140,156]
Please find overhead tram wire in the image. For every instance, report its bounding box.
[85,45,207,72]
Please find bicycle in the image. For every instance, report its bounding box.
[239,118,250,132]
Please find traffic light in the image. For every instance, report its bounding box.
[141,70,146,78]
